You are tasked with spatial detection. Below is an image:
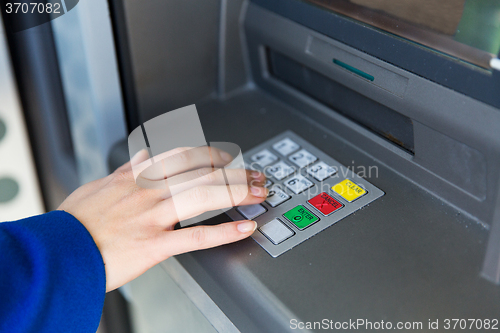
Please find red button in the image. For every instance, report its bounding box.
[308,192,343,215]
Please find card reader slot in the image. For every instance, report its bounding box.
[267,48,415,154]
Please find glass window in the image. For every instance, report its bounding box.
[305,0,500,69]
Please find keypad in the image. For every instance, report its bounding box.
[227,131,384,258]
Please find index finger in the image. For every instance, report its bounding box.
[161,220,258,257]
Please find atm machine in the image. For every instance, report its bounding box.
[102,0,500,332]
[101,0,500,331]
[4,0,500,332]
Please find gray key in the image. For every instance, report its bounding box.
[236,204,267,220]
[259,219,294,244]
[272,138,300,156]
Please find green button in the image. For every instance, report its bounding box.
[283,205,319,230]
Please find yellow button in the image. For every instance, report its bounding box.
[331,179,367,202]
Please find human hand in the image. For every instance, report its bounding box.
[58,147,267,292]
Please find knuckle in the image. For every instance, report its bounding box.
[170,150,190,166]
[231,185,248,201]
[145,208,161,227]
[195,167,211,179]
[202,169,218,183]
[129,186,150,202]
[189,186,210,202]
[189,228,208,246]
[113,170,133,183]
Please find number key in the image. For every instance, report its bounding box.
[306,161,337,181]
[266,161,295,180]
[251,149,278,168]
[272,138,300,156]
[289,149,317,168]
[284,174,314,194]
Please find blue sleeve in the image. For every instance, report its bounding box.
[0,211,106,333]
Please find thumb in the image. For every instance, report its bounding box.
[162,220,257,256]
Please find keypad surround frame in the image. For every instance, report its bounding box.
[226,131,384,257]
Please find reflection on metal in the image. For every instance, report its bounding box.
[51,0,127,184]
[490,58,500,71]
[481,173,500,284]
[0,14,44,219]
[160,258,241,333]
[307,0,495,69]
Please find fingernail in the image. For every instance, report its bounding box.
[237,221,257,233]
[251,171,261,179]
[220,151,233,162]
[250,186,267,197]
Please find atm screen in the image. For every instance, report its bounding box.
[305,0,500,69]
